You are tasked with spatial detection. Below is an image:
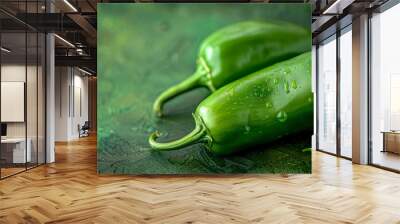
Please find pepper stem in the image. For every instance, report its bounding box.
[149,114,210,151]
[153,69,203,117]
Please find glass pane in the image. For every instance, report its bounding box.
[340,28,352,158]
[1,31,27,177]
[38,33,45,165]
[312,46,317,150]
[317,36,337,154]
[27,31,38,169]
[371,5,400,171]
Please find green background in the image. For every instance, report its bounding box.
[98,3,312,174]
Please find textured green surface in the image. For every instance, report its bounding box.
[98,3,312,174]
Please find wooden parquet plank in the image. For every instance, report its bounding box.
[0,135,400,223]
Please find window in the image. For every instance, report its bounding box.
[339,26,352,158]
[370,3,400,171]
[317,35,337,154]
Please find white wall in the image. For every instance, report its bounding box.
[72,73,89,138]
[55,67,70,141]
[1,65,27,140]
[55,67,89,141]
[1,63,46,164]
[1,65,41,137]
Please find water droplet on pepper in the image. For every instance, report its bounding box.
[284,81,290,94]
[276,111,288,122]
[291,80,298,89]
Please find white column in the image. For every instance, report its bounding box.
[46,33,55,163]
[45,1,55,163]
[352,14,369,164]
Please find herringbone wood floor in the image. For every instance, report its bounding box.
[1,135,400,224]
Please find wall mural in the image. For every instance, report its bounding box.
[98,3,312,174]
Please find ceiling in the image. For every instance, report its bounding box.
[0,0,391,74]
[0,0,98,73]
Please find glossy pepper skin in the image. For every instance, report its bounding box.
[153,21,311,117]
[149,52,313,155]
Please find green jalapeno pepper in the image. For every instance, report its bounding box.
[149,52,312,155]
[153,21,310,117]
